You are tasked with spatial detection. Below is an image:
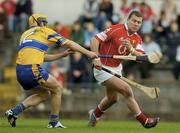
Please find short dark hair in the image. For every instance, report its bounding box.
[128,10,143,20]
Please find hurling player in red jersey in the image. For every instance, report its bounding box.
[88,10,159,128]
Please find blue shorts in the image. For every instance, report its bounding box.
[16,64,49,90]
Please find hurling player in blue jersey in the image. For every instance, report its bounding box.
[5,13,97,128]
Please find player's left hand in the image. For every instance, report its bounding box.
[121,38,132,50]
[121,38,135,53]
[62,48,74,57]
[93,58,102,70]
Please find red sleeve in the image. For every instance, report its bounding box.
[135,36,145,54]
[94,25,115,43]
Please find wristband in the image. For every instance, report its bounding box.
[129,47,135,54]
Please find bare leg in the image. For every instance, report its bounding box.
[42,74,63,115]
[21,74,63,115]
[28,74,66,128]
[101,76,141,114]
[22,88,50,108]
[98,88,118,111]
[90,76,159,128]
[6,73,65,128]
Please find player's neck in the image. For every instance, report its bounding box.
[127,30,135,36]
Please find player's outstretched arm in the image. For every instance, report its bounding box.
[90,37,102,69]
[64,40,97,59]
[44,49,73,62]
[90,37,99,55]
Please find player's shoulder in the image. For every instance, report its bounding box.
[135,33,142,40]
[111,24,124,29]
[104,24,124,36]
[41,26,55,33]
[108,24,125,33]
[23,26,42,33]
[21,28,34,36]
[112,23,124,27]
[134,33,142,43]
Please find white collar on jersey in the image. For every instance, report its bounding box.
[124,23,137,36]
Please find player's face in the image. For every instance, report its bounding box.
[127,15,143,33]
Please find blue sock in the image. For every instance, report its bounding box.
[49,114,59,126]
[11,103,26,116]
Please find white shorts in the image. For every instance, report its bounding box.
[93,64,123,84]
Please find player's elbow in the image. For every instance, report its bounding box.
[63,40,73,48]
[44,55,52,62]
[90,37,98,45]
[44,56,49,62]
[90,37,99,50]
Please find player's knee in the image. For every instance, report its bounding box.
[51,82,63,94]
[53,85,63,94]
[122,85,133,98]
[40,91,50,101]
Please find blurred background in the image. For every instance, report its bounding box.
[0,0,180,121]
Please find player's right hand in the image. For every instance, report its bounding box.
[93,58,102,70]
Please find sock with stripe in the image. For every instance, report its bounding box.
[93,106,104,118]
[11,103,26,116]
[135,112,148,125]
[49,114,59,126]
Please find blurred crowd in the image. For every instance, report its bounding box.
[0,0,180,91]
[0,0,32,40]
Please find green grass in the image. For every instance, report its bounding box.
[0,118,180,133]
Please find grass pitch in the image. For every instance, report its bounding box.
[0,118,180,133]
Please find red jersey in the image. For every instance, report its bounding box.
[0,0,16,16]
[95,24,144,67]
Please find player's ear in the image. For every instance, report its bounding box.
[37,17,48,27]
